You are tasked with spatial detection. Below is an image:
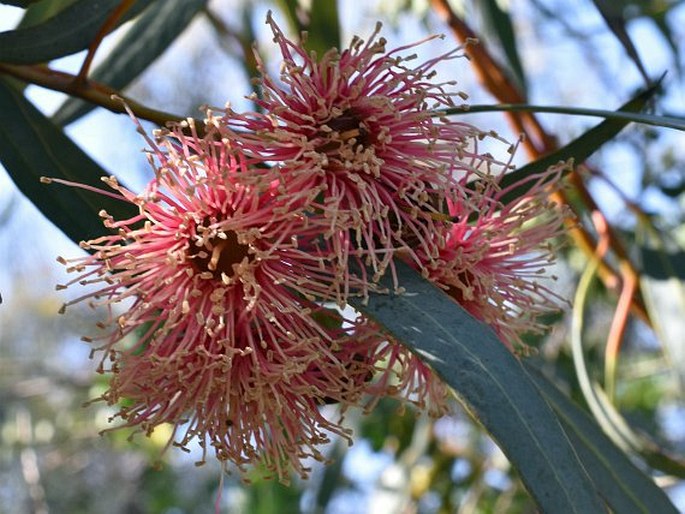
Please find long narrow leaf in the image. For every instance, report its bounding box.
[592,0,649,83]
[524,362,679,514]
[477,0,527,95]
[1,0,41,6]
[274,0,303,35]
[494,82,660,205]
[446,103,685,132]
[0,0,154,64]
[52,0,208,126]
[349,260,607,514]
[274,0,340,55]
[306,0,340,55]
[17,0,80,29]
[0,79,136,244]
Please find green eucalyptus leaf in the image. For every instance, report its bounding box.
[450,103,685,133]
[496,82,661,205]
[306,0,340,55]
[52,0,208,126]
[349,260,607,514]
[476,0,527,96]
[0,78,136,244]
[274,0,304,35]
[274,0,340,55]
[0,0,154,64]
[524,362,679,514]
[592,0,650,83]
[16,0,79,29]
[637,224,685,391]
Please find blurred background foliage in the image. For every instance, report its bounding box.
[0,0,684,512]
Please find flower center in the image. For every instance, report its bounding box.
[317,109,371,153]
[190,223,251,280]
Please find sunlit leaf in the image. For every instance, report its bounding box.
[274,0,304,35]
[0,0,154,64]
[306,0,340,55]
[637,224,685,391]
[274,0,340,55]
[524,362,679,514]
[16,0,79,29]
[571,246,685,478]
[349,260,607,514]
[449,102,685,132]
[52,0,208,126]
[0,78,135,244]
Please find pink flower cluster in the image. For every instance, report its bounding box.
[56,14,565,481]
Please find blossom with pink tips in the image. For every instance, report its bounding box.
[372,165,568,419]
[55,119,388,480]
[217,13,489,283]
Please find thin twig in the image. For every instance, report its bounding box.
[76,0,137,84]
[0,62,200,132]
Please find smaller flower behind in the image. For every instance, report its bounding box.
[363,164,570,420]
[216,13,494,292]
[421,163,570,352]
[54,118,387,481]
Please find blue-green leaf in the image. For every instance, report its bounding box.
[349,260,607,514]
[524,362,679,514]
[0,78,136,244]
[0,0,154,64]
[450,103,685,132]
[52,0,208,126]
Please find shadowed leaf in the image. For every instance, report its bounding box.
[496,82,661,205]
[0,78,136,244]
[1,0,41,6]
[0,0,154,64]
[592,0,650,83]
[476,0,527,96]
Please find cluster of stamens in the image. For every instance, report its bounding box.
[52,13,565,483]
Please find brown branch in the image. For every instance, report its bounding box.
[0,62,199,132]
